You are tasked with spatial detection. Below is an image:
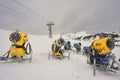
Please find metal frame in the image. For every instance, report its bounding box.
[87,50,120,76]
[0,42,32,63]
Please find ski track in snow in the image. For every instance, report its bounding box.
[0,29,120,80]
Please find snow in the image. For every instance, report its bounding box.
[75,31,88,37]
[0,29,120,80]
[62,31,88,40]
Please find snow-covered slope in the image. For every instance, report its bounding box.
[0,29,11,55]
[0,29,120,80]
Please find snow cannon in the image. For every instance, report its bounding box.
[9,30,28,57]
[52,40,63,57]
[74,43,79,49]
[58,38,65,47]
[92,38,115,55]
[87,38,120,76]
[64,41,72,50]
[0,30,32,63]
[48,39,70,60]
[83,46,92,55]
[73,42,81,53]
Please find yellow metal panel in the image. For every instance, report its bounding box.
[53,51,63,56]
[9,48,25,57]
[93,38,113,55]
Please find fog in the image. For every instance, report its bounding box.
[0,0,120,35]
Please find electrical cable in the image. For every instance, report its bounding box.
[0,3,44,24]
[13,0,49,21]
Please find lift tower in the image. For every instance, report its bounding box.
[47,21,54,38]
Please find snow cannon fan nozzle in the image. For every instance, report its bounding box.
[9,30,28,46]
[9,32,21,43]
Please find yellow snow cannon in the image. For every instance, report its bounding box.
[92,38,115,55]
[87,38,120,76]
[52,40,63,57]
[0,29,32,62]
[48,39,70,60]
[9,30,28,58]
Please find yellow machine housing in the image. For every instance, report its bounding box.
[9,31,28,57]
[53,51,63,57]
[92,38,115,55]
[52,40,63,57]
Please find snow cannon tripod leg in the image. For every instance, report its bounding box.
[0,46,12,60]
[48,50,51,59]
[92,50,96,76]
[24,51,32,63]
[93,57,96,76]
[29,50,33,63]
[28,43,33,63]
[87,54,90,64]
[0,51,10,60]
[68,52,70,60]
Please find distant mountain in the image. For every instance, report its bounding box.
[63,31,89,40]
[75,31,88,37]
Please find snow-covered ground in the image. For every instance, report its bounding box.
[0,29,120,80]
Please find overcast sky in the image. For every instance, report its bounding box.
[0,0,120,35]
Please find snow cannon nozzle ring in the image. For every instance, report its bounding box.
[9,32,21,43]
